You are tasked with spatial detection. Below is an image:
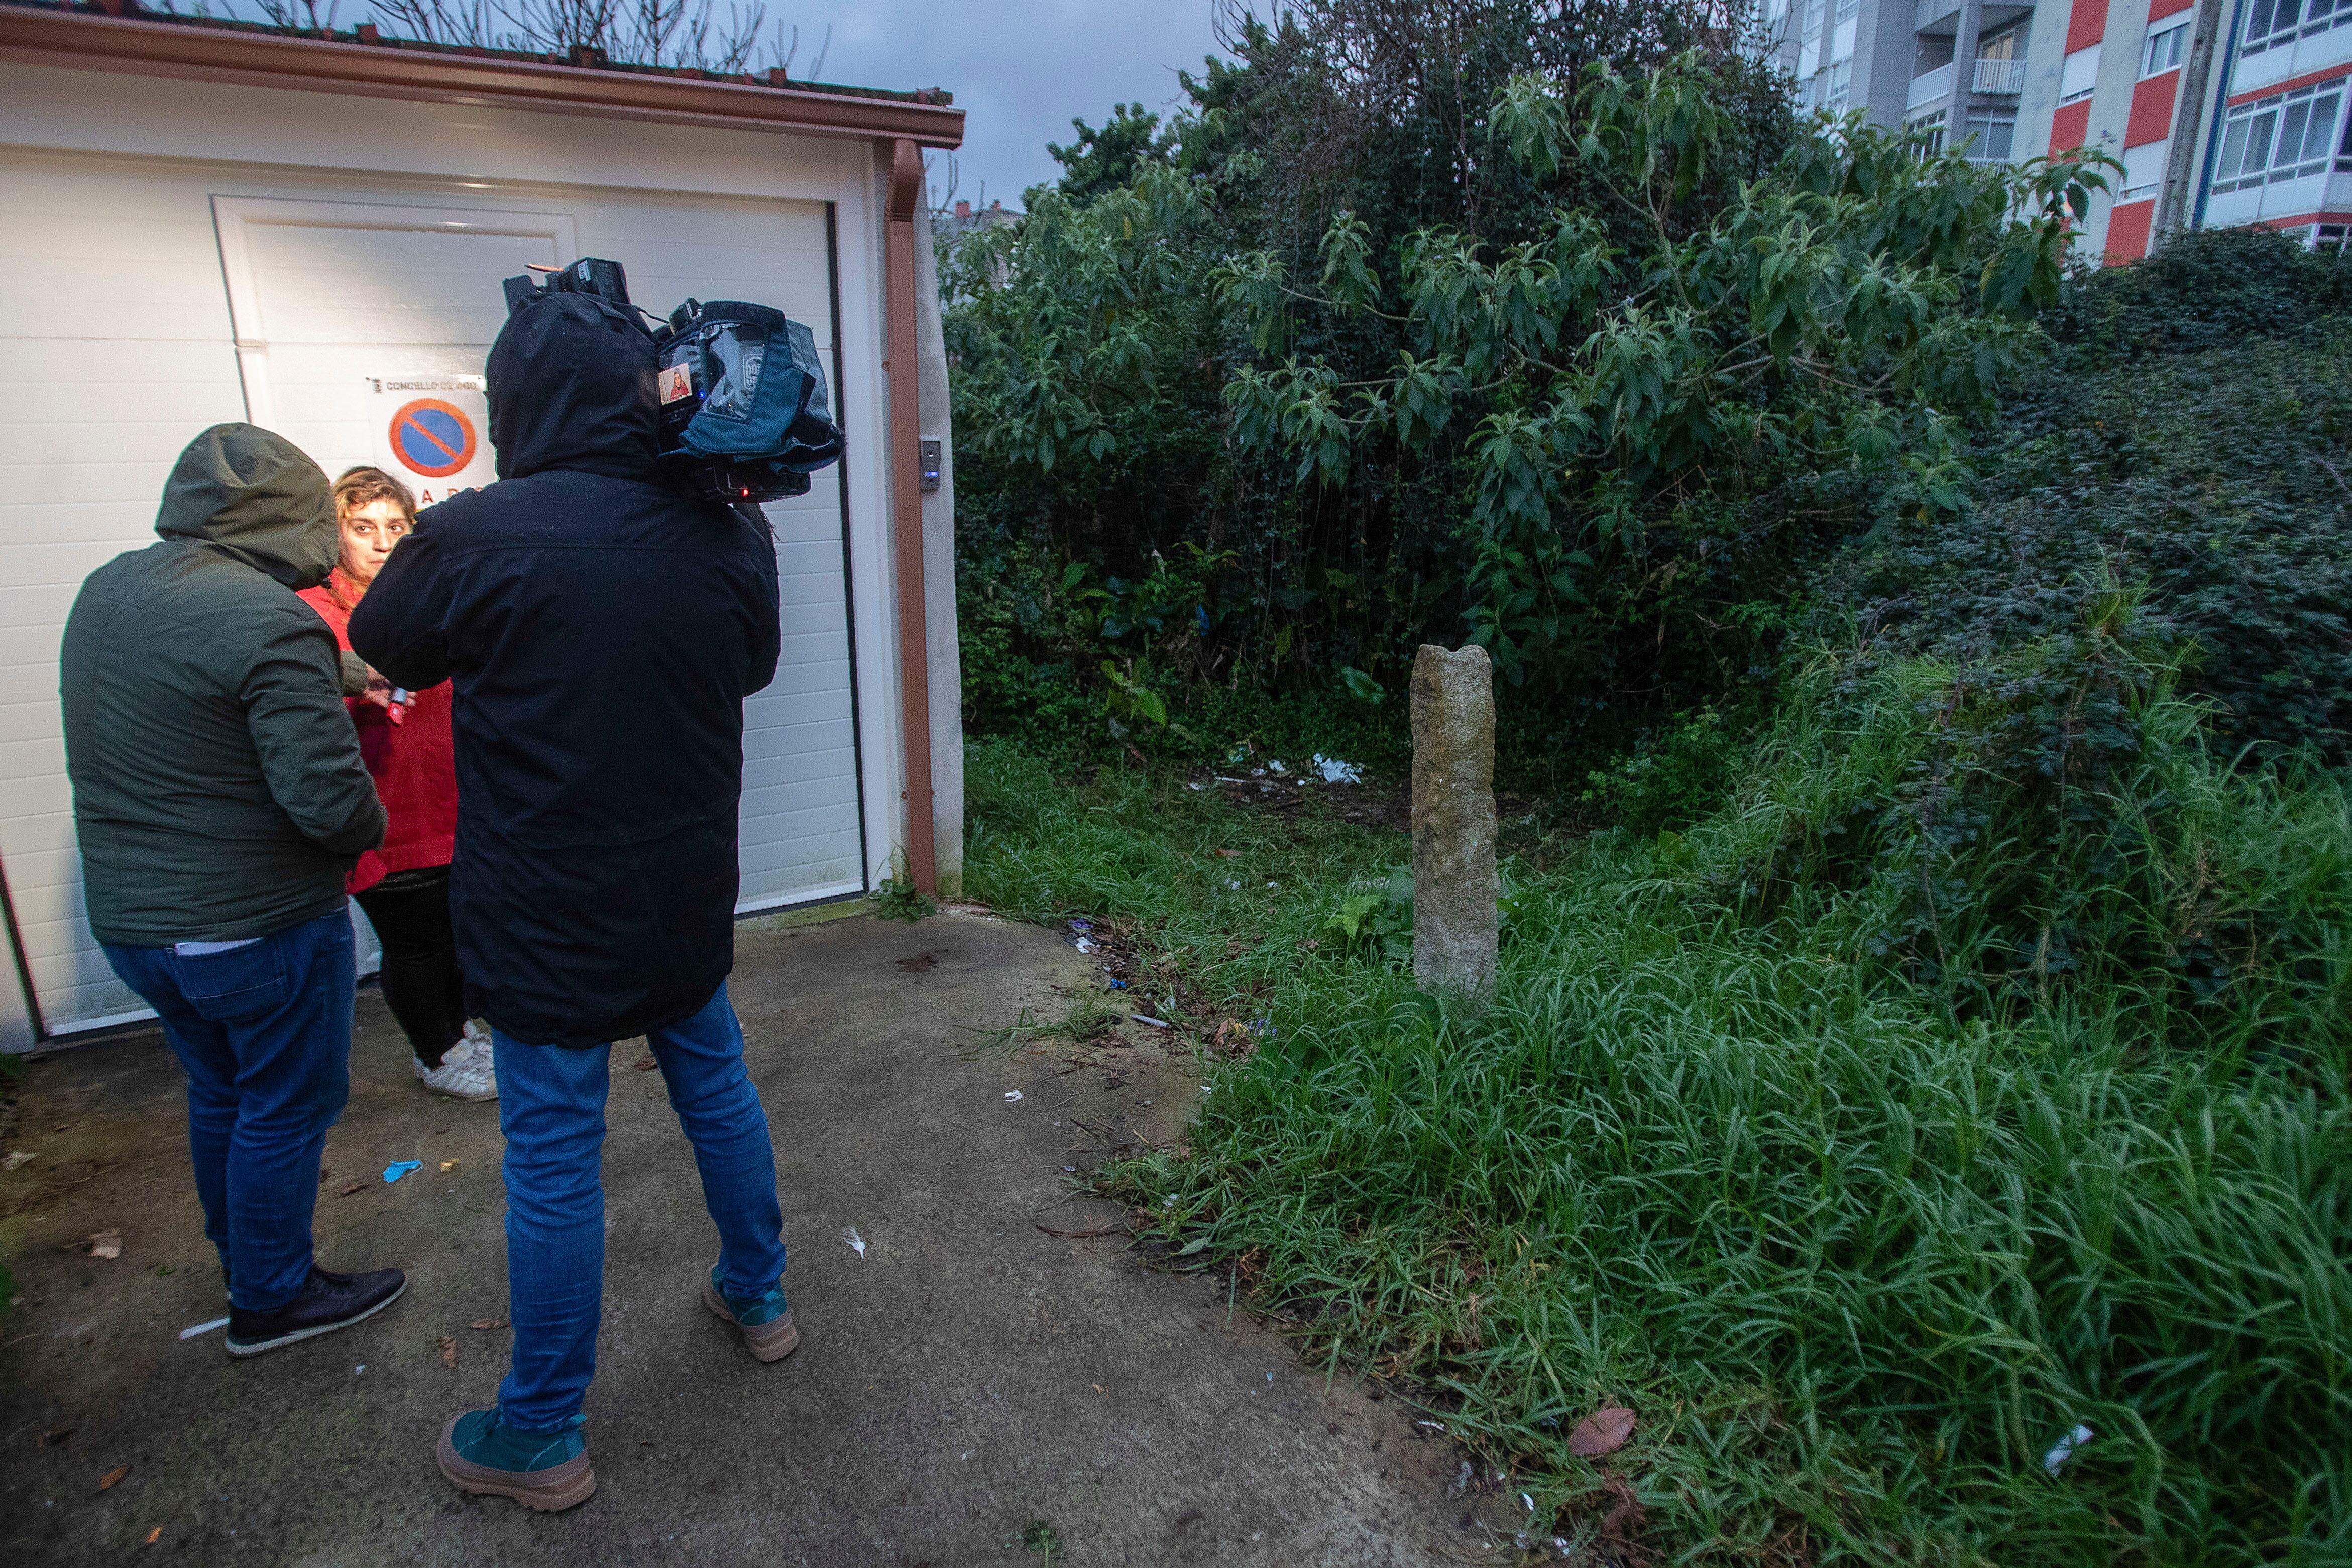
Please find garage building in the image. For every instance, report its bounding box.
[0,1,967,1049]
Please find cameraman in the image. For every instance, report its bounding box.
[350,289,791,1513]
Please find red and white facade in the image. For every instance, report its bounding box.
[2199,0,2352,246]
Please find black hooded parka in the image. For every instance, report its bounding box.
[349,293,781,1046]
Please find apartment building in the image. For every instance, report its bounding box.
[1765,0,2350,259]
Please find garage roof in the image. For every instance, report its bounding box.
[0,0,965,147]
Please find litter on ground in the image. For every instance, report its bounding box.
[2043,1423,2093,1475]
[177,1316,229,1340]
[87,1230,122,1260]
[381,1160,421,1183]
[843,1225,867,1258]
[1312,754,1364,784]
[1004,1090,1024,1102]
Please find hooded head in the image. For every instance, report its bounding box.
[156,424,338,591]
[486,291,660,482]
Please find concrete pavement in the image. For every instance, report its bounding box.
[0,908,1467,1565]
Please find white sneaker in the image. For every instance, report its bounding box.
[414,1032,497,1102]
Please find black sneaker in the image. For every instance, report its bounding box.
[225,1264,407,1357]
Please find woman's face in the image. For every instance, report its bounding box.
[340,498,412,588]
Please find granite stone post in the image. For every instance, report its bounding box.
[1410,643,1498,1007]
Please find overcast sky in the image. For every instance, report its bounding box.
[791,1,1228,210]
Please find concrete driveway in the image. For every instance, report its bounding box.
[0,909,1467,1565]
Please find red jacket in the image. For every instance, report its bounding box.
[299,570,458,894]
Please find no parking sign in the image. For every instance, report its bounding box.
[366,374,495,503]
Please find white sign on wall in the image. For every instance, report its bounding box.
[368,373,496,505]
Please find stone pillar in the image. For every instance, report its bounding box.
[1410,644,1498,1007]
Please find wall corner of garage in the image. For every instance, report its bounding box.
[911,184,964,899]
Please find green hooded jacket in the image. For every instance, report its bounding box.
[60,424,387,948]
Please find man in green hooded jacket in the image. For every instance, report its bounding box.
[60,423,407,1357]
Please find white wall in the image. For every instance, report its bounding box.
[0,61,937,1038]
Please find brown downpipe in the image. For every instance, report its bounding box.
[885,137,937,895]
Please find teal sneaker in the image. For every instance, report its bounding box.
[436,1409,596,1511]
[700,1262,800,1362]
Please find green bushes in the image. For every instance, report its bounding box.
[1822,234,2352,767]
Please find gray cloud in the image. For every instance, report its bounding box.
[786,1,1227,209]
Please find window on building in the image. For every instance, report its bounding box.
[2316,222,2349,253]
[2120,139,2169,200]
[2060,44,2102,104]
[1803,0,1824,43]
[1979,26,2020,59]
[1837,0,1860,20]
[1961,108,2018,160]
[2143,19,2189,74]
[2210,78,2352,191]
[2243,0,2352,56]
[1825,58,1853,109]
[1907,108,1949,157]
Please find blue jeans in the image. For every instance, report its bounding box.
[492,981,786,1432]
[102,908,356,1312]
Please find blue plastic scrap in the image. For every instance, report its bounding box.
[382,1160,422,1184]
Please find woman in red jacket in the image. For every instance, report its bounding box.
[301,468,494,1102]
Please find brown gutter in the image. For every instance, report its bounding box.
[884,138,937,895]
[0,6,963,147]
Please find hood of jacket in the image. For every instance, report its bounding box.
[486,291,662,483]
[154,424,339,591]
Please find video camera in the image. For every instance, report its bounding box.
[502,257,844,504]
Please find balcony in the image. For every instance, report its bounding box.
[1973,56,2026,93]
[1908,60,1956,109]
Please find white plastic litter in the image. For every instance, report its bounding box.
[1226,879,1241,890]
[1073,936,1098,953]
[1003,1090,1024,1102]
[2043,1423,2093,1475]
[1312,754,1363,785]
[178,1316,229,1340]
[1130,1015,1171,1028]
[1266,759,1288,774]
[843,1226,867,1259]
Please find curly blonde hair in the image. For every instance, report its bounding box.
[332,466,417,525]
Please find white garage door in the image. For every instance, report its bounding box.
[1,173,864,1035]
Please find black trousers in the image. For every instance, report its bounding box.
[354,866,466,1068]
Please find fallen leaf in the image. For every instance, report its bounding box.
[340,1181,365,1197]
[37,1425,73,1448]
[438,1160,457,1172]
[633,1054,658,1071]
[894,952,936,973]
[99,1465,127,1490]
[438,1335,457,1370]
[145,1527,162,1545]
[470,1318,505,1331]
[88,1230,122,1260]
[2,1150,34,1170]
[1213,848,1241,859]
[1567,1406,1636,1459]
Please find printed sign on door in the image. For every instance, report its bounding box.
[367,374,495,504]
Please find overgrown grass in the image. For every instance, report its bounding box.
[963,644,2352,1562]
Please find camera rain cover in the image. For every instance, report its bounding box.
[654,301,843,502]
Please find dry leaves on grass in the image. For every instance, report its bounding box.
[1568,1405,1636,1458]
